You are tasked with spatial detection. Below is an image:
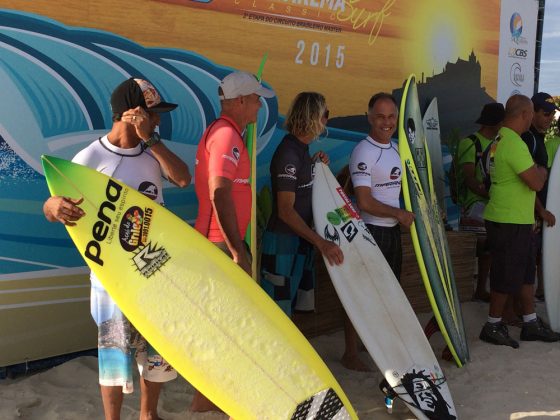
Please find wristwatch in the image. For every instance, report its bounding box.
[143,132,161,148]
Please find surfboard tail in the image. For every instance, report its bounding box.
[292,388,351,420]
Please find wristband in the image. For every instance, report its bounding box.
[143,132,161,148]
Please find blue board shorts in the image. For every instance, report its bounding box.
[260,231,315,317]
[91,276,176,393]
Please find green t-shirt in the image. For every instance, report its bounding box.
[483,127,535,224]
[457,132,493,209]
[545,136,560,168]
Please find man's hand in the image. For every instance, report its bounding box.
[121,107,153,141]
[396,208,415,229]
[317,239,344,266]
[312,150,330,165]
[540,209,556,227]
[233,252,252,276]
[43,196,85,226]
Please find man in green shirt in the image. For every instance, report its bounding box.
[480,95,559,348]
[458,103,504,301]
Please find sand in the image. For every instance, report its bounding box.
[1,302,559,420]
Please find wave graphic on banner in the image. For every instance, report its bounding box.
[0,10,279,175]
[0,10,364,275]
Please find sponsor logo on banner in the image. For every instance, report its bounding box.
[132,242,170,278]
[508,47,527,59]
[510,63,524,87]
[510,12,527,45]
[163,0,398,48]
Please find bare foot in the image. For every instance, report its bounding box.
[340,353,371,372]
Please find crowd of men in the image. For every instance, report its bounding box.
[457,93,560,348]
[43,71,560,418]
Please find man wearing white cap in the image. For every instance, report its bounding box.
[192,71,274,412]
[43,77,191,419]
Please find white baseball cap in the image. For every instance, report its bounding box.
[219,71,275,100]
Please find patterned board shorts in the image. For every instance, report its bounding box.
[260,231,315,317]
[91,279,177,393]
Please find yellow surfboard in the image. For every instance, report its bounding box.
[41,155,356,420]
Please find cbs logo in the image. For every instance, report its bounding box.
[509,47,528,58]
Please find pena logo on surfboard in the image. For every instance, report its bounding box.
[84,179,123,267]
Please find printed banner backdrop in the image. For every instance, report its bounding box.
[0,0,517,363]
[497,0,539,102]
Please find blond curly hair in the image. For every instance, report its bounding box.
[284,92,327,139]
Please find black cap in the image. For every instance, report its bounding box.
[531,92,559,113]
[475,103,505,126]
[110,78,178,115]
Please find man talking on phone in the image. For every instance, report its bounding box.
[43,78,191,420]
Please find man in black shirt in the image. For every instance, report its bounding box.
[521,92,558,300]
[260,92,343,317]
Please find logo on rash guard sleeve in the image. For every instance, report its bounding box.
[222,148,240,165]
[285,164,296,175]
[138,181,158,200]
[390,167,401,180]
[278,163,297,180]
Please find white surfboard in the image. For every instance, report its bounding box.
[423,97,446,216]
[543,149,560,331]
[312,162,457,420]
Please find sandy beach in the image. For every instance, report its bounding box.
[1,301,559,419]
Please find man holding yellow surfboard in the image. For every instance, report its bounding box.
[43,78,191,420]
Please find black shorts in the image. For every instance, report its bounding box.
[485,221,536,294]
[366,224,402,281]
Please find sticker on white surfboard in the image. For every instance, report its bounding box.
[393,365,456,419]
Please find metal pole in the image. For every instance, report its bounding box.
[534,0,546,93]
